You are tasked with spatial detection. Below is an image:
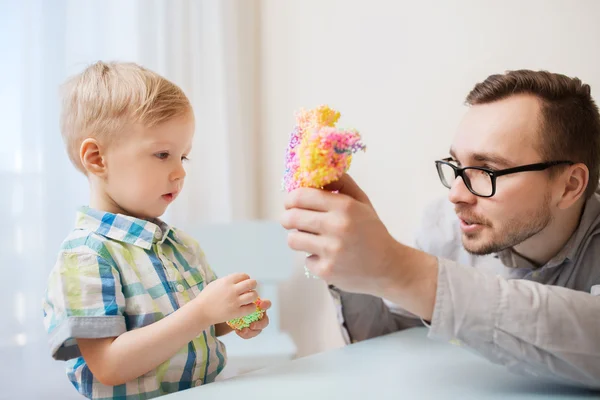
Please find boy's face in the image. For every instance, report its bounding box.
[103,113,195,219]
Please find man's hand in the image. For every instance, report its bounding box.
[281,174,399,293]
[280,174,438,320]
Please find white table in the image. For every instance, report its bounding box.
[163,327,598,399]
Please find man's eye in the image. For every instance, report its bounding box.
[182,156,189,162]
[155,152,169,160]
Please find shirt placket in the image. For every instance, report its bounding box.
[152,229,203,386]
[159,254,187,308]
[152,229,186,307]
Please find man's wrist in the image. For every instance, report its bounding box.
[379,242,439,321]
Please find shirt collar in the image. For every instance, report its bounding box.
[75,206,182,250]
[496,189,600,270]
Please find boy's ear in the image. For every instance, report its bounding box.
[80,138,107,177]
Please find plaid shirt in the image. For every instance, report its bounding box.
[42,207,227,399]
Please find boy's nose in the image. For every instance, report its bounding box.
[170,162,186,181]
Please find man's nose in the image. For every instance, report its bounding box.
[448,176,477,204]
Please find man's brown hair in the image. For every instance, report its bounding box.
[466,70,600,199]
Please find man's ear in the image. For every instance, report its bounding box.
[557,163,588,210]
[80,138,107,177]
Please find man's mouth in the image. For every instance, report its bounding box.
[456,211,488,232]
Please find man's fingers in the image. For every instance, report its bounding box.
[280,208,328,234]
[323,174,372,206]
[286,230,323,255]
[284,186,353,212]
[283,176,371,222]
[304,254,327,279]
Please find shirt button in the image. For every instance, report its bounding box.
[176,284,185,293]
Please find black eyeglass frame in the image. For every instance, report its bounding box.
[435,157,574,198]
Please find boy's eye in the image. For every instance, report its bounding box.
[155,152,169,160]
[182,156,189,162]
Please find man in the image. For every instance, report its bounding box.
[281,70,600,388]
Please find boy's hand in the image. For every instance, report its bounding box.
[194,273,258,327]
[235,299,272,339]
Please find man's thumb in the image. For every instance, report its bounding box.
[324,173,372,205]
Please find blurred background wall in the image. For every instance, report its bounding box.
[1,0,600,397]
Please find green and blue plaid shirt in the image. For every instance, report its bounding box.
[43,207,227,399]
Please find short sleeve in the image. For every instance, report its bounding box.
[42,251,127,361]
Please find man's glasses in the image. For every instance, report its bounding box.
[435,157,574,197]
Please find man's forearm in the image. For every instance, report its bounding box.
[373,244,600,388]
[430,258,600,388]
[377,243,439,321]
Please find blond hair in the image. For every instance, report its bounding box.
[60,61,192,173]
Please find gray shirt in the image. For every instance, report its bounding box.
[331,188,600,389]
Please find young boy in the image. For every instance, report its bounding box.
[42,61,271,399]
